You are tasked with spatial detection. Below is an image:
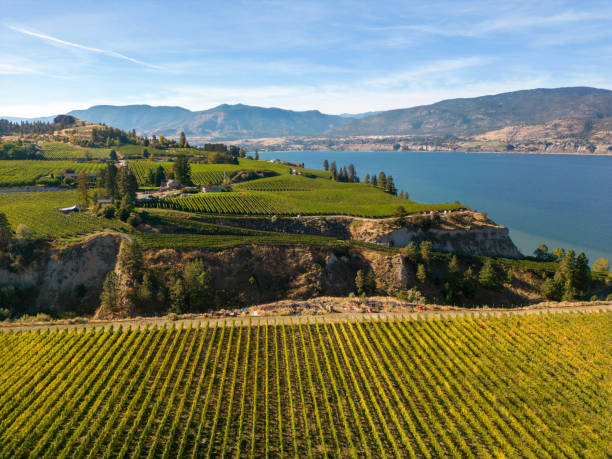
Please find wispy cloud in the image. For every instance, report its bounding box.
[366,57,489,88]
[6,25,162,69]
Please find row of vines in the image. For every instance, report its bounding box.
[0,312,609,457]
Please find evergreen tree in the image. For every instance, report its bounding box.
[378,172,387,189]
[420,241,433,264]
[448,255,460,283]
[355,269,365,296]
[183,259,213,312]
[348,164,356,182]
[364,173,370,183]
[371,174,377,186]
[147,169,156,186]
[574,252,590,290]
[179,131,187,148]
[552,247,566,262]
[365,270,376,295]
[0,212,12,250]
[386,175,397,195]
[540,277,562,300]
[330,161,337,180]
[254,150,259,160]
[109,149,118,161]
[154,165,166,187]
[533,244,549,260]
[323,159,329,171]
[478,259,499,289]
[99,271,119,312]
[417,264,427,283]
[117,167,138,205]
[117,239,143,279]
[401,241,419,263]
[462,267,477,298]
[169,278,185,314]
[173,155,192,186]
[104,163,118,199]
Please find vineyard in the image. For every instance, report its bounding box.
[0,191,128,238]
[144,188,462,217]
[0,160,103,187]
[0,312,609,457]
[39,142,111,160]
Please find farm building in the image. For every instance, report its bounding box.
[202,185,222,193]
[159,179,180,191]
[59,205,79,214]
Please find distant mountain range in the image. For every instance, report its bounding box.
[328,87,612,136]
[68,104,349,139]
[3,87,612,141]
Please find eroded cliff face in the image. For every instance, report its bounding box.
[0,233,122,314]
[143,245,411,308]
[201,211,522,259]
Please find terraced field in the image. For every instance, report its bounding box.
[0,312,609,457]
[0,160,104,187]
[0,191,128,238]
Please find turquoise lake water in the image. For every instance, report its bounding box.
[258,151,612,264]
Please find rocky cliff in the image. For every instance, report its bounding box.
[199,211,522,258]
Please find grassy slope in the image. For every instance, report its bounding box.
[0,312,608,457]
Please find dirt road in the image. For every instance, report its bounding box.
[1,302,610,332]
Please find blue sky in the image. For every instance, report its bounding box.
[1,0,611,117]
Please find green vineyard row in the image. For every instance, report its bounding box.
[0,312,609,457]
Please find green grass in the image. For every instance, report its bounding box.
[0,312,609,457]
[0,160,104,187]
[0,191,129,239]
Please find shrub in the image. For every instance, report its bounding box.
[127,214,142,227]
[0,308,10,321]
[396,287,426,303]
[100,205,115,219]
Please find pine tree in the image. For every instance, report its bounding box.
[364,173,370,183]
[323,159,329,171]
[420,241,433,264]
[401,241,419,263]
[386,175,397,195]
[173,155,192,186]
[183,259,213,312]
[154,165,166,187]
[99,271,119,313]
[355,269,365,296]
[378,172,387,189]
[104,163,118,199]
[417,264,427,283]
[574,252,590,290]
[179,131,187,148]
[365,271,376,295]
[169,278,185,314]
[348,164,356,182]
[254,151,259,160]
[478,259,499,289]
[330,161,337,180]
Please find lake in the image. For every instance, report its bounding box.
[258,151,612,264]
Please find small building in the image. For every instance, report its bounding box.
[202,185,222,193]
[159,179,180,191]
[59,205,79,214]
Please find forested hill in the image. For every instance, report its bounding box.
[327,87,612,136]
[68,104,349,138]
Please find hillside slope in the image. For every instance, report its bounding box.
[68,103,349,138]
[328,87,612,136]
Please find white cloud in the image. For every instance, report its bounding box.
[366,57,489,88]
[6,25,163,69]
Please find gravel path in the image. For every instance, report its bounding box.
[1,302,610,332]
